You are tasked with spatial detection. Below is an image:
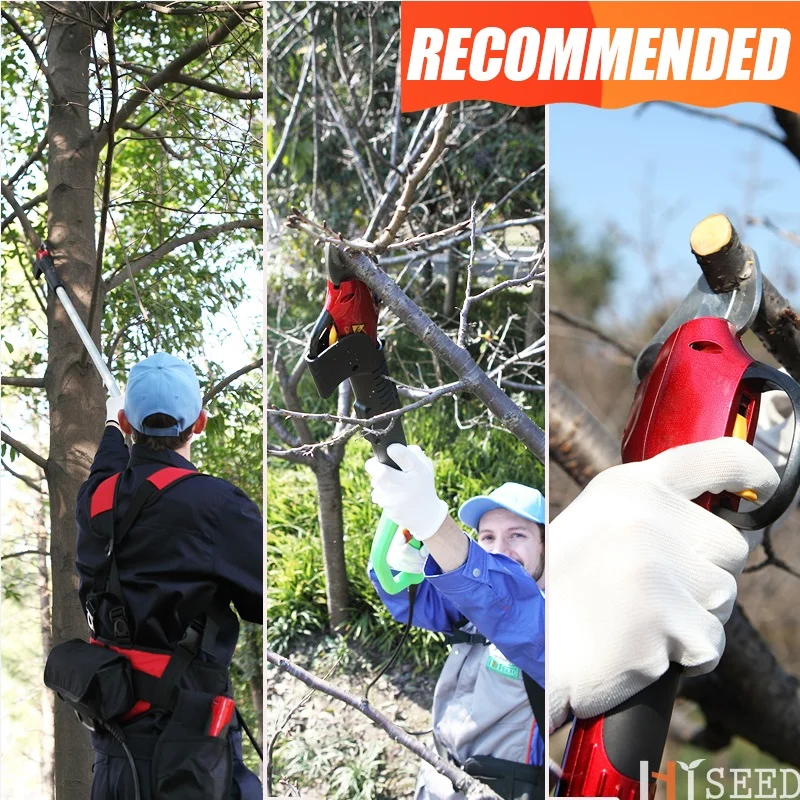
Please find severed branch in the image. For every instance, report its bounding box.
[267,650,502,800]
[1,180,43,250]
[1,430,48,473]
[1,376,45,388]
[104,217,262,290]
[203,357,263,404]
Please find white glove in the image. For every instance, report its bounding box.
[106,392,125,425]
[386,529,429,573]
[364,444,449,541]
[548,437,779,733]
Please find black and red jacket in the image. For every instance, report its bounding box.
[75,426,262,669]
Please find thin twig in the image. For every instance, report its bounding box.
[203,358,263,404]
[266,39,312,180]
[1,459,45,493]
[457,204,477,348]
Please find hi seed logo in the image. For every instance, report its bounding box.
[641,759,800,799]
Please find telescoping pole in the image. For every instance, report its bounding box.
[34,243,121,398]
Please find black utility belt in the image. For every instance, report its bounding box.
[435,740,545,800]
[44,638,236,799]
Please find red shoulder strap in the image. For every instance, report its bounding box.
[146,466,196,490]
[90,473,121,518]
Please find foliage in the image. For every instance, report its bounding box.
[549,199,618,320]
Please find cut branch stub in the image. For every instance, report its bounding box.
[690,213,751,293]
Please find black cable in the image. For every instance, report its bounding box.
[364,583,418,705]
[236,707,263,761]
[104,721,141,800]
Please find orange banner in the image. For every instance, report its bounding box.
[400,1,800,112]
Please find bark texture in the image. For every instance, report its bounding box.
[43,4,103,796]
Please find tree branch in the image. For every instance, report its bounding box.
[267,650,502,800]
[1,549,50,561]
[99,10,248,143]
[203,358,262,404]
[169,71,261,99]
[265,31,312,181]
[1,430,48,472]
[1,9,61,100]
[6,134,48,185]
[308,244,545,461]
[372,104,455,252]
[104,217,262,291]
[1,458,45,493]
[551,308,640,361]
[1,181,44,249]
[1,376,45,388]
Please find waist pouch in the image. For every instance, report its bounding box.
[151,688,233,800]
[44,639,135,722]
[464,755,544,800]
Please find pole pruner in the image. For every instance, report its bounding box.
[306,244,423,594]
[556,214,800,798]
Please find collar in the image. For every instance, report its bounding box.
[129,444,196,471]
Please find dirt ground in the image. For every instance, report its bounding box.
[267,636,439,800]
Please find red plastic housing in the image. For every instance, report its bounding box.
[559,716,654,800]
[622,316,759,510]
[323,279,379,343]
[559,317,759,798]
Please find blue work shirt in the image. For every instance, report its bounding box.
[75,426,263,666]
[370,539,545,767]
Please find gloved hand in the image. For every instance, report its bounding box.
[386,529,429,573]
[106,392,125,425]
[364,444,449,541]
[548,437,779,732]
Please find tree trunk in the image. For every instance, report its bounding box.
[314,462,349,629]
[43,4,104,797]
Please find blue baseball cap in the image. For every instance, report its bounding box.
[125,353,202,436]
[458,482,545,531]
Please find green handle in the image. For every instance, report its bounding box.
[370,509,425,595]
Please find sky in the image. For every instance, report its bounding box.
[549,102,799,326]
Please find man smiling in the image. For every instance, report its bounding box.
[366,444,545,800]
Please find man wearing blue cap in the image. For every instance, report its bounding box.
[365,443,545,800]
[74,353,263,799]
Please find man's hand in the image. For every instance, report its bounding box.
[548,437,779,732]
[106,393,125,427]
[365,443,449,541]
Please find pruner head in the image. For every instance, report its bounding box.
[633,214,763,385]
[325,242,354,286]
